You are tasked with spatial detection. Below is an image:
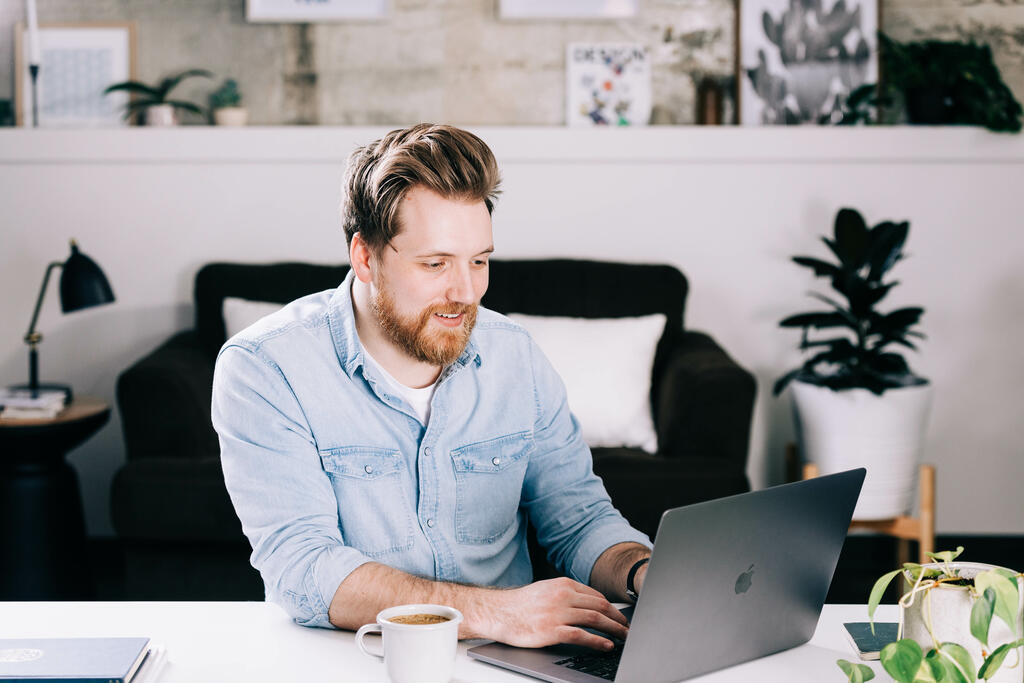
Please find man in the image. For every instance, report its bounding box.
[212,123,651,651]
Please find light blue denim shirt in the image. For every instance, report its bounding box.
[212,271,651,628]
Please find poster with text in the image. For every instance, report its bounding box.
[567,43,651,127]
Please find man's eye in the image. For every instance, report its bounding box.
[425,262,444,270]
[473,259,488,267]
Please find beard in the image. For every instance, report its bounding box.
[371,283,478,367]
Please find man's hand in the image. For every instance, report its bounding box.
[483,577,629,651]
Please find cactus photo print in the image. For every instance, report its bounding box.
[738,0,878,125]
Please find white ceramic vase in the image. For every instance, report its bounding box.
[791,380,932,520]
[901,563,1024,682]
[144,104,177,126]
[213,106,248,126]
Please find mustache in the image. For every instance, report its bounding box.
[425,303,476,317]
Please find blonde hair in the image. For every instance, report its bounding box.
[341,123,502,253]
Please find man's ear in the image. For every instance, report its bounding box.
[349,232,374,284]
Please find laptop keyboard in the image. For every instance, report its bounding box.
[554,646,623,681]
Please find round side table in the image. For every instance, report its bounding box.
[0,396,110,600]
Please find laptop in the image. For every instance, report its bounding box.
[468,468,865,683]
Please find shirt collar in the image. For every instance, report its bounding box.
[328,270,482,380]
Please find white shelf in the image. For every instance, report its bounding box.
[1,126,1022,164]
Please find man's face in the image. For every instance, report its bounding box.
[369,186,493,367]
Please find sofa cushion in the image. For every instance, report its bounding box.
[508,313,665,453]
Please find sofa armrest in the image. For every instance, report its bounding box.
[655,331,756,469]
[116,330,219,461]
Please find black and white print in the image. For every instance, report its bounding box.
[739,0,878,125]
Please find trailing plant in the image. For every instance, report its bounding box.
[773,207,927,397]
[834,34,1022,132]
[837,547,1024,683]
[103,69,213,123]
[209,78,242,110]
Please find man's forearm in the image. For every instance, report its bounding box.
[328,562,499,639]
[589,542,651,602]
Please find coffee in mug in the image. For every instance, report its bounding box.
[356,604,463,683]
[388,613,451,625]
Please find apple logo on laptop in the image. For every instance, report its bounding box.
[734,564,755,594]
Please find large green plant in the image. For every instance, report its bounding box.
[103,69,213,122]
[837,34,1022,132]
[838,547,1024,683]
[773,208,927,396]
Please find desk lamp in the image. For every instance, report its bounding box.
[13,240,115,401]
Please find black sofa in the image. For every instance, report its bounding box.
[112,259,756,598]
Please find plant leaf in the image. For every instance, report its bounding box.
[159,68,214,97]
[925,547,964,564]
[834,207,871,269]
[772,368,804,396]
[779,311,851,329]
[869,569,905,632]
[971,587,996,647]
[103,81,160,96]
[882,307,924,331]
[164,100,205,115]
[978,638,1024,679]
[838,658,876,682]
[881,639,924,683]
[867,220,909,281]
[793,256,840,278]
[975,570,1020,639]
[936,643,974,683]
[923,649,946,682]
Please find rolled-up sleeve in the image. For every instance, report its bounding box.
[519,338,652,586]
[212,343,372,628]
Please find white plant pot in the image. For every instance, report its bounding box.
[791,380,932,520]
[213,107,248,126]
[144,104,177,126]
[901,563,1024,682]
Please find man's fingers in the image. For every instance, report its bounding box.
[569,593,629,627]
[567,608,629,641]
[556,625,617,652]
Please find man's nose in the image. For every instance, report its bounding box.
[446,264,475,304]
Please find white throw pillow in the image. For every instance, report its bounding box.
[507,313,665,454]
[222,298,283,339]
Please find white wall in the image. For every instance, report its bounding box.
[1,127,1022,537]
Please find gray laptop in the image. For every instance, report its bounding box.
[468,468,865,683]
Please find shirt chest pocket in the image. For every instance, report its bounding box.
[319,446,414,557]
[450,430,534,545]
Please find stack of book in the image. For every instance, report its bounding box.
[0,636,165,682]
[0,389,67,420]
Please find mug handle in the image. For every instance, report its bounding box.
[355,623,384,663]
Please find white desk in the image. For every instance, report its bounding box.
[0,602,896,682]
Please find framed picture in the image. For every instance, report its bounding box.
[566,43,651,126]
[736,0,879,125]
[500,0,638,20]
[14,22,136,128]
[246,0,388,22]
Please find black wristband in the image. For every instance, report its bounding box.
[625,557,650,601]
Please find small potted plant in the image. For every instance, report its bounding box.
[838,547,1024,683]
[103,69,213,126]
[774,207,930,520]
[209,78,248,126]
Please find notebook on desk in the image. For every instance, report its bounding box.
[0,637,153,682]
[468,468,865,683]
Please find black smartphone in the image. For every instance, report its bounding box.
[843,622,899,660]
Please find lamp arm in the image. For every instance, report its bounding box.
[24,261,64,342]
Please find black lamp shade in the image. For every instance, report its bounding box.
[59,243,115,313]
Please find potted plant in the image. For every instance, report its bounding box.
[774,207,930,520]
[209,78,248,126]
[836,34,1022,132]
[838,547,1024,683]
[103,69,213,126]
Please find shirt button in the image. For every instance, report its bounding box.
[426,518,435,528]
[424,447,432,457]
[492,457,501,466]
[364,465,373,474]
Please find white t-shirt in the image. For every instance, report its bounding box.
[362,349,437,426]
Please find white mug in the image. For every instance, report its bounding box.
[355,603,463,683]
